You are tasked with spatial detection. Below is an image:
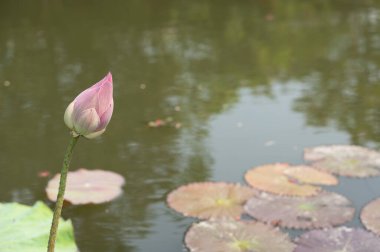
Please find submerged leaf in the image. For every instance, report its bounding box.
[46,168,125,205]
[294,227,380,252]
[244,191,354,229]
[167,182,256,220]
[304,145,380,177]
[244,163,336,196]
[185,220,295,252]
[361,198,380,235]
[0,201,77,252]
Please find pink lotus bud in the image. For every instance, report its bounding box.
[64,73,114,139]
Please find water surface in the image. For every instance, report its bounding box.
[1,1,380,251]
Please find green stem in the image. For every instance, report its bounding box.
[47,136,79,252]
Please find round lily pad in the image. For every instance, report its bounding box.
[244,191,354,229]
[166,182,257,220]
[185,220,295,252]
[304,145,380,177]
[0,201,77,252]
[282,165,337,185]
[294,227,380,252]
[244,163,337,196]
[46,168,125,205]
[361,198,380,235]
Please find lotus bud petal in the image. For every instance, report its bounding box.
[64,73,114,139]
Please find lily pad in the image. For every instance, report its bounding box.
[294,227,380,252]
[282,165,337,185]
[0,201,78,252]
[46,168,125,205]
[185,220,295,252]
[166,182,257,220]
[361,198,380,235]
[304,145,380,177]
[244,191,354,229]
[244,163,337,196]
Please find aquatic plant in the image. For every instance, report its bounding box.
[361,198,380,235]
[304,145,380,177]
[185,220,295,252]
[244,163,337,197]
[47,73,114,252]
[0,202,77,252]
[167,182,256,220]
[165,145,380,251]
[46,169,125,205]
[245,191,355,229]
[64,72,114,139]
[294,227,380,252]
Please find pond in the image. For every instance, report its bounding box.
[1,0,380,251]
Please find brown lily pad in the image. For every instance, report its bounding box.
[185,220,295,252]
[166,182,256,220]
[46,169,125,205]
[361,198,380,235]
[294,227,380,252]
[304,145,380,177]
[244,191,354,229]
[282,165,337,185]
[244,163,337,197]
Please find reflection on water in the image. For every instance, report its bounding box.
[0,1,380,251]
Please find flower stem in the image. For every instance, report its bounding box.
[47,136,79,252]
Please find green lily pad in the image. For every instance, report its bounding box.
[0,201,78,252]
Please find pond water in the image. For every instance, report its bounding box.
[1,1,380,251]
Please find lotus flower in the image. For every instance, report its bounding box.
[64,73,114,139]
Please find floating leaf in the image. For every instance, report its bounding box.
[167,182,256,220]
[244,163,337,196]
[185,220,295,252]
[294,227,380,252]
[46,168,125,205]
[0,201,77,252]
[361,198,380,235]
[245,191,354,229]
[304,145,380,177]
[282,165,337,185]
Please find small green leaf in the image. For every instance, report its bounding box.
[0,201,78,252]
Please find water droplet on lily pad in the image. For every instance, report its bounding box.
[167,182,257,220]
[304,145,380,177]
[185,220,295,252]
[46,168,125,205]
[244,191,354,229]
